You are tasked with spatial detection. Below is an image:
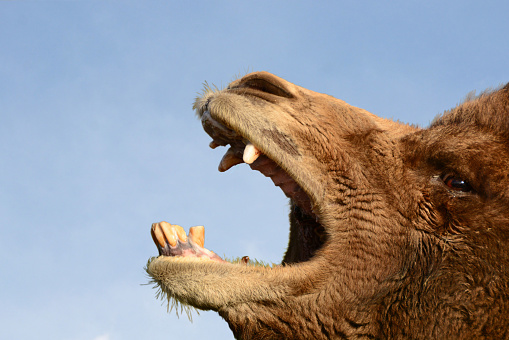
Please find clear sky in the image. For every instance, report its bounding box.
[1,1,508,339]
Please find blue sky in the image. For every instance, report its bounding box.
[1,1,508,339]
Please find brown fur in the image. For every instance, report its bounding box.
[147,72,509,339]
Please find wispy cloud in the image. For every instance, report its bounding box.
[93,334,110,340]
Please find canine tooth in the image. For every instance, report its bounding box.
[189,226,205,248]
[209,141,220,149]
[243,143,261,164]
[219,147,243,172]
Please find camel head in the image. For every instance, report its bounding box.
[147,72,509,339]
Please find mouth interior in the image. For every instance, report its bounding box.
[202,110,325,263]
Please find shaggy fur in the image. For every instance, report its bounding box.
[147,72,509,339]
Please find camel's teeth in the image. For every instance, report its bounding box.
[151,223,166,248]
[159,222,177,247]
[189,226,205,248]
[243,143,261,164]
[174,225,187,243]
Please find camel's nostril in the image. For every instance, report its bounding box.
[238,77,294,99]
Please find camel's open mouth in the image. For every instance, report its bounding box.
[151,74,327,265]
[200,109,326,264]
[201,110,314,216]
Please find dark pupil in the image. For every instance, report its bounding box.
[450,179,465,187]
[446,178,469,191]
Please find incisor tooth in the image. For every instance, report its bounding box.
[151,223,166,248]
[243,143,261,164]
[160,222,177,247]
[189,226,205,248]
[174,225,187,243]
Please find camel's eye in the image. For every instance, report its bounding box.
[441,173,472,192]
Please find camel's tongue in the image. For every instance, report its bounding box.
[218,148,243,172]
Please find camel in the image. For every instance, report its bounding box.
[146,72,509,339]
